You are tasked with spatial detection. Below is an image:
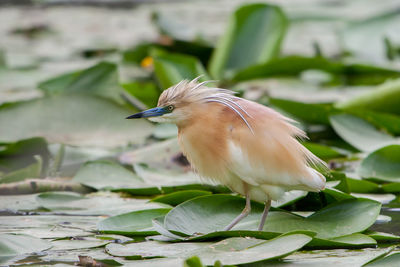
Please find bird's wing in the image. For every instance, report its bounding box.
[226,99,326,191]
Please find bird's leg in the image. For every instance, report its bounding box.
[258,200,272,231]
[224,185,251,231]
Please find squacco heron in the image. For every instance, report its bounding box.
[127,78,326,231]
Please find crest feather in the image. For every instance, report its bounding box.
[158,77,254,133]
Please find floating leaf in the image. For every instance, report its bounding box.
[151,190,212,206]
[233,56,400,84]
[152,49,210,89]
[0,95,154,147]
[336,79,400,115]
[308,233,376,248]
[0,156,42,184]
[364,252,400,267]
[209,3,288,79]
[106,234,311,265]
[341,11,400,63]
[98,208,171,236]
[358,145,400,182]
[122,81,160,108]
[303,142,347,159]
[329,114,398,152]
[36,191,166,216]
[164,194,381,239]
[0,137,49,174]
[269,98,335,125]
[0,233,52,264]
[38,62,124,105]
[73,160,144,190]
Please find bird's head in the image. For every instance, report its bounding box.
[126,77,243,126]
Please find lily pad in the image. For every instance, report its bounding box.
[0,95,154,147]
[106,233,312,265]
[269,98,335,125]
[151,49,210,89]
[0,233,52,264]
[98,208,171,236]
[0,137,49,174]
[307,233,376,248]
[329,114,398,152]
[73,160,144,190]
[38,61,125,105]
[364,252,400,267]
[164,194,381,239]
[36,191,167,216]
[336,79,400,115]
[151,190,212,206]
[358,145,400,182]
[209,3,288,79]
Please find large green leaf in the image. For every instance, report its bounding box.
[73,160,144,190]
[0,137,49,173]
[341,10,400,63]
[336,79,400,115]
[0,233,52,264]
[358,145,400,182]
[364,252,400,267]
[0,156,42,184]
[269,98,335,125]
[164,194,381,239]
[233,56,400,84]
[329,114,398,152]
[122,81,160,108]
[307,233,376,248]
[152,49,210,89]
[0,95,154,147]
[151,190,212,206]
[209,3,287,79]
[303,142,347,159]
[106,234,311,265]
[348,109,400,136]
[98,208,171,236]
[36,191,166,216]
[38,62,124,105]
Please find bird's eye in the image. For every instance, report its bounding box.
[166,105,174,112]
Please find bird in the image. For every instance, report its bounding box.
[126,77,327,231]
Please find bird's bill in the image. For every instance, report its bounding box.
[126,107,166,119]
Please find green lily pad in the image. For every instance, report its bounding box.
[233,56,400,84]
[36,191,166,216]
[38,61,125,105]
[98,208,171,236]
[366,231,400,242]
[303,142,347,159]
[0,95,154,147]
[73,160,144,190]
[151,190,212,206]
[106,233,312,265]
[364,252,400,267]
[358,145,400,182]
[307,233,376,248]
[336,79,400,115]
[329,114,398,152]
[209,3,287,79]
[151,49,210,89]
[0,156,42,184]
[0,137,49,174]
[119,138,182,171]
[381,183,400,193]
[164,194,381,239]
[0,233,52,264]
[269,98,335,125]
[122,81,160,108]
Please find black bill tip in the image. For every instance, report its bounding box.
[126,112,143,119]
